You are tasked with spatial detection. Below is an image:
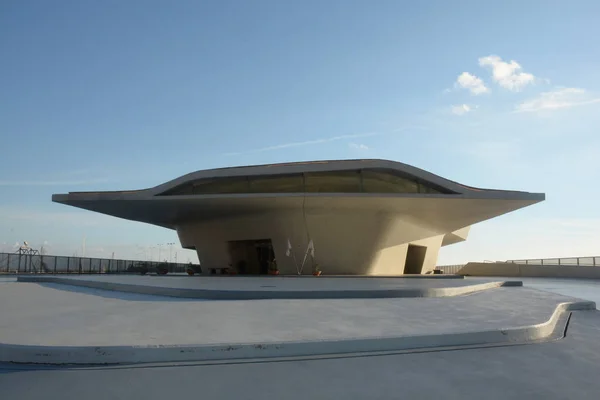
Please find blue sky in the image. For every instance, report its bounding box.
[1,0,600,264]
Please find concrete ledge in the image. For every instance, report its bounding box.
[267,274,464,279]
[0,301,594,365]
[2,273,464,279]
[17,276,521,300]
[459,263,600,279]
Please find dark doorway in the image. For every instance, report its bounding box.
[227,239,275,275]
[404,245,427,274]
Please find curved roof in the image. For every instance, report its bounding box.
[51,159,544,229]
[55,159,543,200]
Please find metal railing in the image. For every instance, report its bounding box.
[506,256,599,266]
[0,252,196,275]
[437,257,600,274]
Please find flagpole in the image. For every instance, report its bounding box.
[286,238,301,275]
[299,247,308,274]
[299,240,314,275]
[292,250,300,275]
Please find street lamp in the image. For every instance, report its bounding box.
[135,245,148,261]
[167,242,175,262]
[157,244,163,262]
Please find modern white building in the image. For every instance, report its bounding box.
[52,159,544,275]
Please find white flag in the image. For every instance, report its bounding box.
[285,239,292,257]
[307,239,314,258]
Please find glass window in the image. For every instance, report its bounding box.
[163,184,194,195]
[191,177,250,194]
[361,169,419,193]
[159,169,450,195]
[304,170,361,193]
[418,184,442,194]
[249,174,304,193]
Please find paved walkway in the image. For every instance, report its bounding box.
[2,310,600,400]
[474,276,600,307]
[0,282,582,347]
[2,276,600,398]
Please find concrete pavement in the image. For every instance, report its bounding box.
[2,275,600,398]
[1,310,600,399]
[0,282,581,347]
[0,280,595,364]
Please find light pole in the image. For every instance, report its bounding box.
[157,244,163,262]
[136,245,148,261]
[167,242,175,262]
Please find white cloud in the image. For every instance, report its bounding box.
[224,126,428,156]
[478,55,535,91]
[451,104,473,116]
[349,143,369,150]
[455,72,489,95]
[224,132,380,156]
[515,87,600,113]
[392,126,429,133]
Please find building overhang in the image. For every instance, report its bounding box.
[52,159,545,232]
[52,193,543,232]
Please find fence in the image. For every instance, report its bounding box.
[506,256,599,266]
[437,256,600,274]
[0,252,194,275]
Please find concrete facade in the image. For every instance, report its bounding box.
[175,206,450,275]
[52,159,544,275]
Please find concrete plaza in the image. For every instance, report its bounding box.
[0,282,582,347]
[1,275,600,399]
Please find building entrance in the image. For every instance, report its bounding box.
[404,244,426,274]
[227,239,275,275]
